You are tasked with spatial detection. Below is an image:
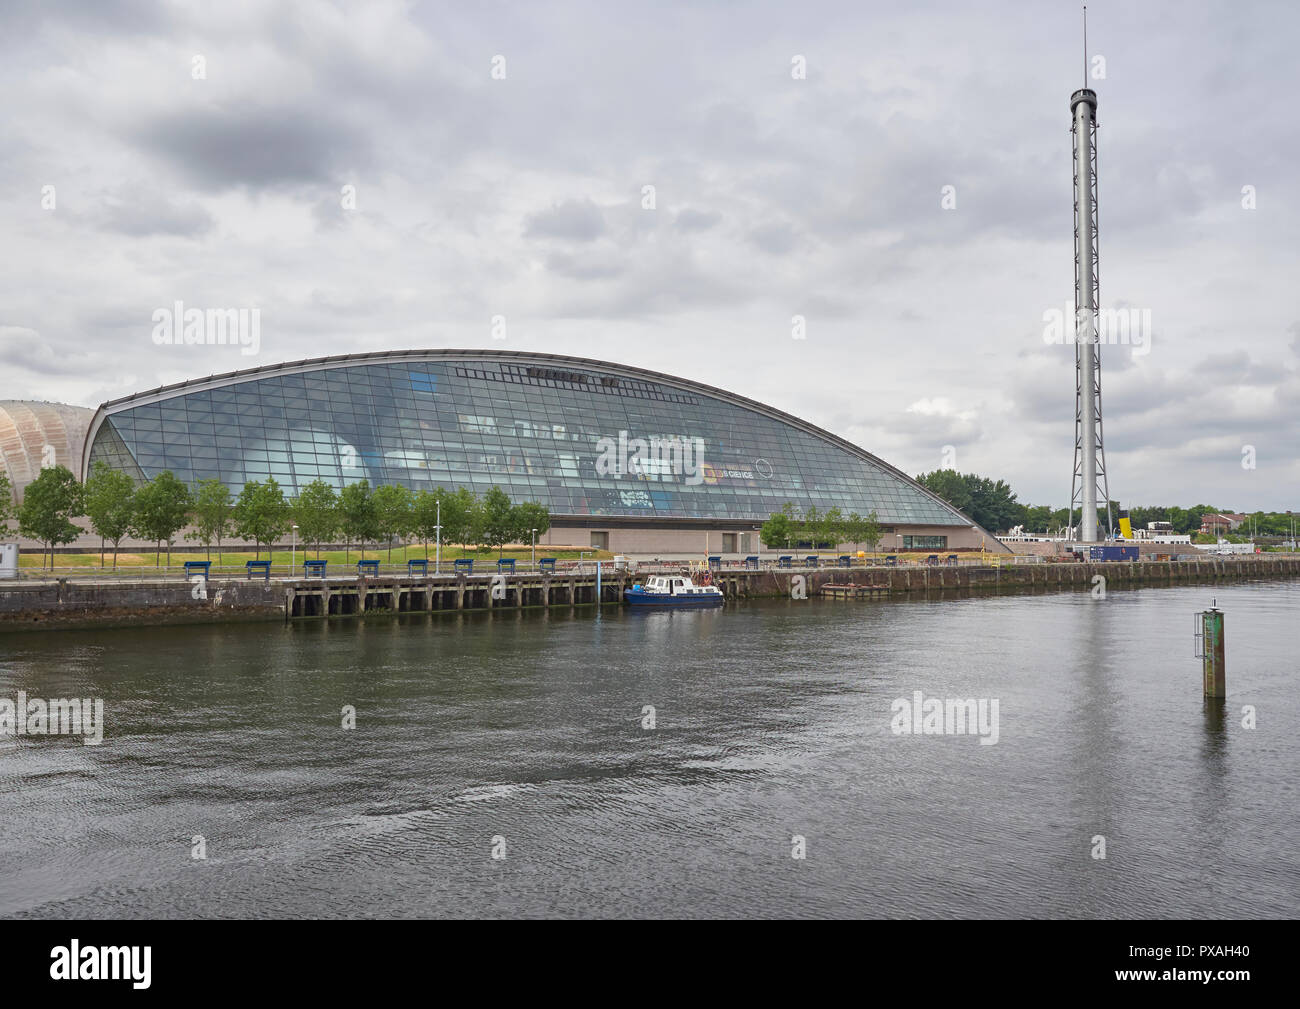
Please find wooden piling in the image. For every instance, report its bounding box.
[1202,607,1226,700]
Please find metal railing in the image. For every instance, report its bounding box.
[4,556,619,583]
[9,549,1289,585]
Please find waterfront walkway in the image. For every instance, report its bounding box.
[2,555,1297,630]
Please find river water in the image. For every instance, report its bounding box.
[1,582,1296,919]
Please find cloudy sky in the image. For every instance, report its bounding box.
[2,0,1296,510]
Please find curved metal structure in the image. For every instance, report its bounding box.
[0,400,95,504]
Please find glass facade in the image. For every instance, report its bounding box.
[85,354,970,527]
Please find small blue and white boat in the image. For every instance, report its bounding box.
[624,574,724,608]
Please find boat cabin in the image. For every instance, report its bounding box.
[643,575,712,596]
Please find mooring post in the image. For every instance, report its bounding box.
[1198,601,1226,700]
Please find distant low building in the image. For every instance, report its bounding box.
[1135,521,1190,544]
[1199,513,1235,536]
[1199,512,1252,535]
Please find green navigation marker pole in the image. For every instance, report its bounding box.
[1201,603,1226,700]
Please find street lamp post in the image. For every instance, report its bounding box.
[434,498,441,574]
[291,523,298,576]
[531,528,537,569]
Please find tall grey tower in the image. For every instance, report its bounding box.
[1067,79,1112,543]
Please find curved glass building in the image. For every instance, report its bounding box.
[81,350,1000,553]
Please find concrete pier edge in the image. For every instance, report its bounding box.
[1,556,1296,632]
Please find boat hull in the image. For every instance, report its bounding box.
[623,589,724,608]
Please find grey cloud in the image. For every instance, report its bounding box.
[544,251,626,281]
[674,208,721,231]
[0,327,101,377]
[1196,349,1287,386]
[4,0,173,35]
[131,105,369,190]
[96,185,213,237]
[308,289,395,318]
[891,412,984,452]
[547,251,753,319]
[748,221,800,255]
[525,199,607,242]
[801,295,856,319]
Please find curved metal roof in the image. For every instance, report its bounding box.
[83,349,998,538]
[1,400,96,502]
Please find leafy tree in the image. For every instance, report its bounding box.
[411,489,442,557]
[1254,512,1292,536]
[841,511,864,553]
[820,506,844,551]
[0,470,15,529]
[478,486,515,556]
[843,510,882,555]
[760,503,798,549]
[800,505,820,548]
[131,470,193,567]
[1022,504,1053,534]
[17,465,84,569]
[861,510,883,554]
[232,477,290,561]
[917,469,1023,533]
[439,487,478,548]
[372,483,413,561]
[338,480,378,561]
[1127,505,1166,532]
[916,469,973,516]
[1166,506,1194,536]
[293,480,339,559]
[760,512,793,549]
[511,500,551,556]
[188,478,233,563]
[965,475,1024,533]
[83,462,137,569]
